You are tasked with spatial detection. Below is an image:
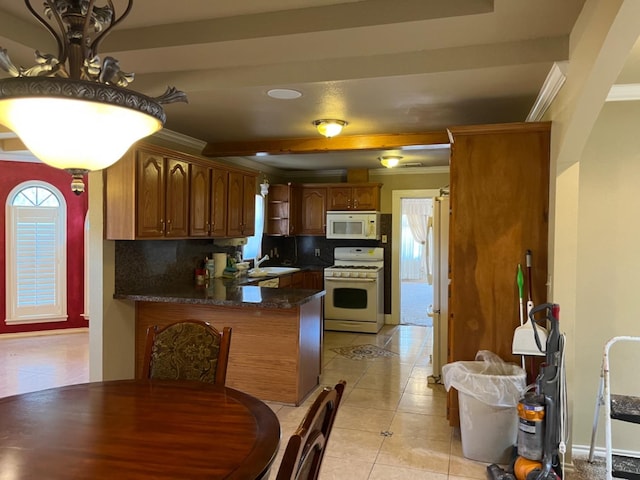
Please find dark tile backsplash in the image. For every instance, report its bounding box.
[114,240,237,294]
[114,213,392,312]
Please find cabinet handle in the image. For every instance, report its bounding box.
[160,219,165,233]
[166,219,172,233]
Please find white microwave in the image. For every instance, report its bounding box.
[326,211,380,240]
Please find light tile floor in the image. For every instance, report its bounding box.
[0,326,583,479]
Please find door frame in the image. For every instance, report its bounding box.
[390,189,440,325]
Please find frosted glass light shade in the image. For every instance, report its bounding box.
[0,96,162,171]
[313,119,347,138]
[379,156,401,168]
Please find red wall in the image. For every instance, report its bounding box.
[0,161,89,334]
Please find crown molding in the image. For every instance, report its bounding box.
[606,83,640,102]
[526,61,568,122]
[152,128,207,151]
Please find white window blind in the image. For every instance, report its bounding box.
[6,183,67,325]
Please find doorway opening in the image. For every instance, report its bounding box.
[400,197,433,326]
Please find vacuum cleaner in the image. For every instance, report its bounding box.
[487,303,566,480]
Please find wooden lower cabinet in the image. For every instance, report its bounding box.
[446,122,550,426]
[135,299,322,405]
[303,270,323,290]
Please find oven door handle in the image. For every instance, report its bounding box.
[325,277,376,283]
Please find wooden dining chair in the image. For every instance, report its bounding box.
[142,320,232,386]
[276,380,347,480]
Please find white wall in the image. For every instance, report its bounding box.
[88,171,135,382]
[546,0,640,455]
[573,101,640,451]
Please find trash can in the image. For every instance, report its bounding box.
[443,351,526,464]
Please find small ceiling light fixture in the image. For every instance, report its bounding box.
[267,88,302,100]
[0,0,187,194]
[313,119,348,138]
[379,155,402,168]
[260,175,270,197]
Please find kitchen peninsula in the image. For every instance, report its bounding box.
[116,279,324,405]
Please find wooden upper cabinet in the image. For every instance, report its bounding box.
[446,122,550,426]
[265,183,300,236]
[210,168,229,238]
[105,143,256,240]
[135,151,188,238]
[136,150,165,238]
[300,186,327,235]
[164,159,189,237]
[227,172,256,237]
[327,183,381,211]
[189,165,233,238]
[189,164,211,237]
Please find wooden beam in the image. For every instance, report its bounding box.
[201,131,450,157]
[0,125,13,134]
[1,137,27,152]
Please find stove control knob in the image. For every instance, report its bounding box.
[359,272,366,278]
[350,272,358,278]
[335,272,342,278]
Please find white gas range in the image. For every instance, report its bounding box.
[324,247,384,333]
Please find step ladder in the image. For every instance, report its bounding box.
[589,336,640,480]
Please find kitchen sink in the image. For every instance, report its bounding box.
[248,266,301,277]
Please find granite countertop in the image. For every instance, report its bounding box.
[114,277,325,309]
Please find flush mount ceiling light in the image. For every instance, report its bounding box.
[267,88,302,100]
[379,155,402,168]
[312,119,348,138]
[0,0,187,194]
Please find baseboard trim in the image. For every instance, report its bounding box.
[0,327,89,339]
[572,444,640,459]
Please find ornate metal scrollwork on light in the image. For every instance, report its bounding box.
[0,0,188,194]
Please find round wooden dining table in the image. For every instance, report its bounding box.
[0,379,281,479]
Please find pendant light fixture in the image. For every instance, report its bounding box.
[312,119,348,138]
[0,0,187,194]
[379,155,402,168]
[260,175,270,197]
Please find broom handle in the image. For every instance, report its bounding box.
[526,249,534,316]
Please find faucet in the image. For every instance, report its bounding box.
[255,254,269,269]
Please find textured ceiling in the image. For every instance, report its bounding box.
[0,0,588,173]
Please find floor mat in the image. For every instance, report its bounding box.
[331,344,398,360]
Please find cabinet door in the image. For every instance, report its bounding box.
[327,186,352,210]
[227,172,244,237]
[303,270,323,289]
[136,150,165,238]
[210,168,228,237]
[300,187,327,235]
[242,174,256,237]
[165,159,189,237]
[351,185,380,210]
[189,164,211,237]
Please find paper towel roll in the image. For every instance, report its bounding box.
[213,253,227,278]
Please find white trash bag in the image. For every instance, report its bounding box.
[442,350,526,407]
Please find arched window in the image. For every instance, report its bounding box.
[5,182,67,325]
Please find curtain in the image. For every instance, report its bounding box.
[401,198,433,284]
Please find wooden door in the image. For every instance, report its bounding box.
[136,150,165,238]
[300,187,327,235]
[242,174,256,237]
[210,168,228,237]
[189,164,211,237]
[165,159,189,237]
[447,122,550,426]
[351,185,380,210]
[327,186,352,210]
